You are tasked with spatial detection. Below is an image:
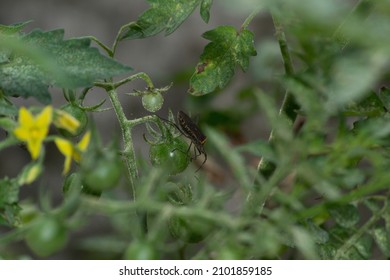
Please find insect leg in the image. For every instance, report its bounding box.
[170,141,192,161]
[156,114,187,137]
[194,146,207,172]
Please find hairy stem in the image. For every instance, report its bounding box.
[94,72,154,91]
[107,89,138,188]
[244,11,299,214]
[257,12,298,180]
[241,5,263,30]
[333,0,375,50]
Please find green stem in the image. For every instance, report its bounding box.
[112,22,138,57]
[107,88,150,235]
[257,12,298,180]
[245,11,299,214]
[272,14,294,77]
[107,89,138,189]
[332,0,375,50]
[0,137,19,151]
[80,196,243,230]
[241,5,263,29]
[95,72,154,90]
[95,72,157,235]
[79,36,113,57]
[0,225,29,245]
[126,115,157,128]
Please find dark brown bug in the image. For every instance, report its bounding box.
[178,111,207,165]
[158,111,207,171]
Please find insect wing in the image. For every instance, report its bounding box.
[178,111,207,144]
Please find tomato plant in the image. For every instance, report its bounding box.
[2,0,390,262]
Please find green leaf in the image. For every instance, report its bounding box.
[0,21,32,36]
[353,115,390,140]
[0,204,21,227]
[0,178,21,226]
[344,91,385,117]
[319,243,337,259]
[379,86,390,112]
[363,198,382,213]
[0,97,18,117]
[200,0,213,23]
[325,52,386,111]
[305,220,329,244]
[0,29,132,103]
[291,226,318,259]
[189,26,257,96]
[328,204,360,228]
[371,227,390,258]
[328,225,353,244]
[352,234,373,259]
[120,0,209,40]
[0,178,19,206]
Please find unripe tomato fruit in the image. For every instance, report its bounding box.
[142,93,164,112]
[168,215,213,243]
[25,215,68,257]
[123,240,159,260]
[149,137,190,175]
[81,151,122,192]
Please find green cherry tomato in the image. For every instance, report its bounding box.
[25,215,68,257]
[123,241,159,260]
[142,93,164,112]
[60,103,88,137]
[168,215,213,243]
[149,137,190,175]
[81,149,123,193]
[81,152,122,192]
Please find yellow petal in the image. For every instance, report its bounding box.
[73,150,81,163]
[62,153,72,174]
[55,137,74,157]
[18,107,34,126]
[55,110,80,134]
[36,106,53,129]
[27,138,42,160]
[77,131,91,152]
[54,137,74,174]
[13,126,30,141]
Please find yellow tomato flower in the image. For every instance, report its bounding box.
[13,106,53,160]
[54,109,80,135]
[54,131,91,174]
